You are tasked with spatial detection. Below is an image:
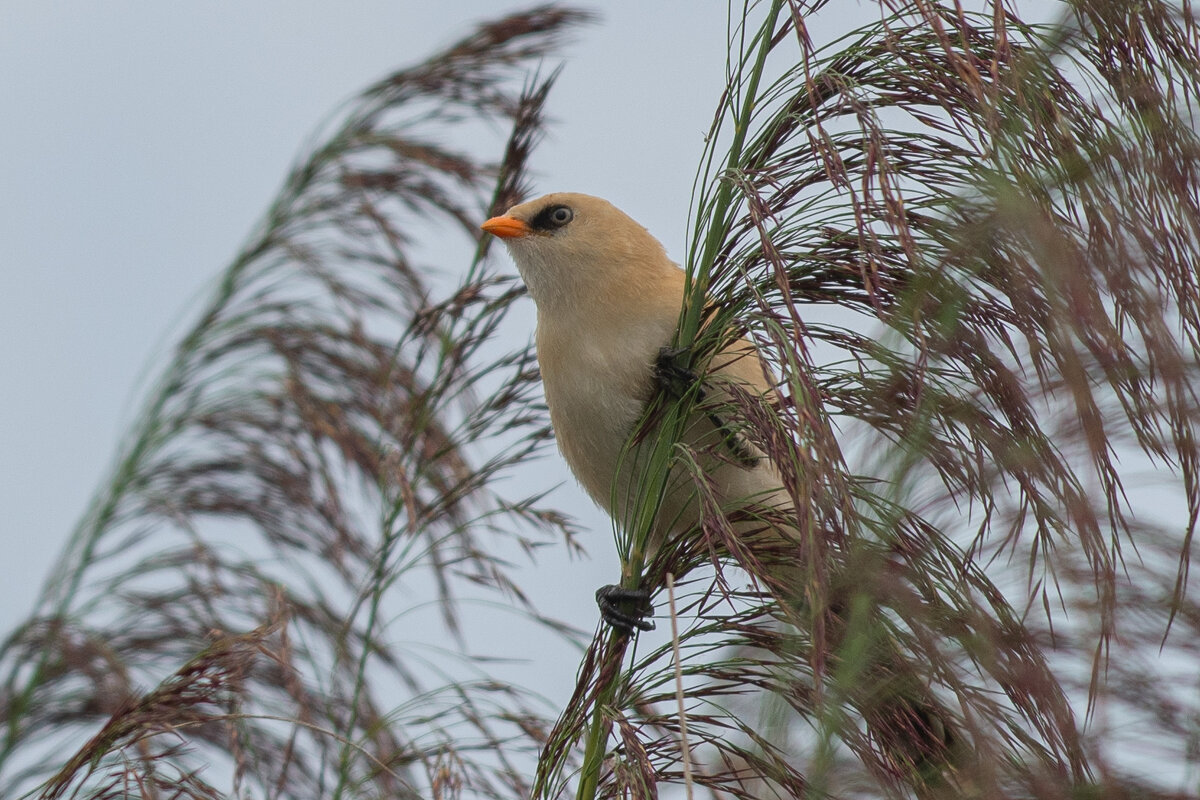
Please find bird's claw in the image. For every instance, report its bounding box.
[596,584,656,634]
[654,346,700,399]
[657,347,758,468]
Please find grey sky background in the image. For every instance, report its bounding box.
[0,3,734,647]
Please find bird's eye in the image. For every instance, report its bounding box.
[532,204,574,231]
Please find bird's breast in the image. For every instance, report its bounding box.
[536,318,672,513]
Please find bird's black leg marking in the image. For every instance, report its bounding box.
[655,346,758,468]
[596,585,656,633]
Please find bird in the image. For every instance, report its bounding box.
[480,193,786,568]
[482,192,963,790]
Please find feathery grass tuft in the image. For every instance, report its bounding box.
[543,1,1200,798]
[0,8,592,799]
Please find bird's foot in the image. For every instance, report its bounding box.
[654,346,700,399]
[656,345,758,467]
[596,585,655,634]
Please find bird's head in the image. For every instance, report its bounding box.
[481,192,677,312]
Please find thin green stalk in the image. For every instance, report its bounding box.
[679,0,785,351]
[667,573,695,800]
[575,404,684,800]
[574,7,786,799]
[573,629,626,800]
[331,494,410,800]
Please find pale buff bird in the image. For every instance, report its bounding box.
[481,193,786,576]
[482,192,962,789]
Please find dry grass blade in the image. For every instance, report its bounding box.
[0,7,592,800]
[38,619,281,800]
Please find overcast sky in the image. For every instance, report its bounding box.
[0,3,742,643]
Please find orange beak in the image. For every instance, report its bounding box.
[481,215,531,239]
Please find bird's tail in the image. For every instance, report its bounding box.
[853,630,966,797]
[739,520,969,798]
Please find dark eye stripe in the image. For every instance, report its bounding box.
[531,204,573,231]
